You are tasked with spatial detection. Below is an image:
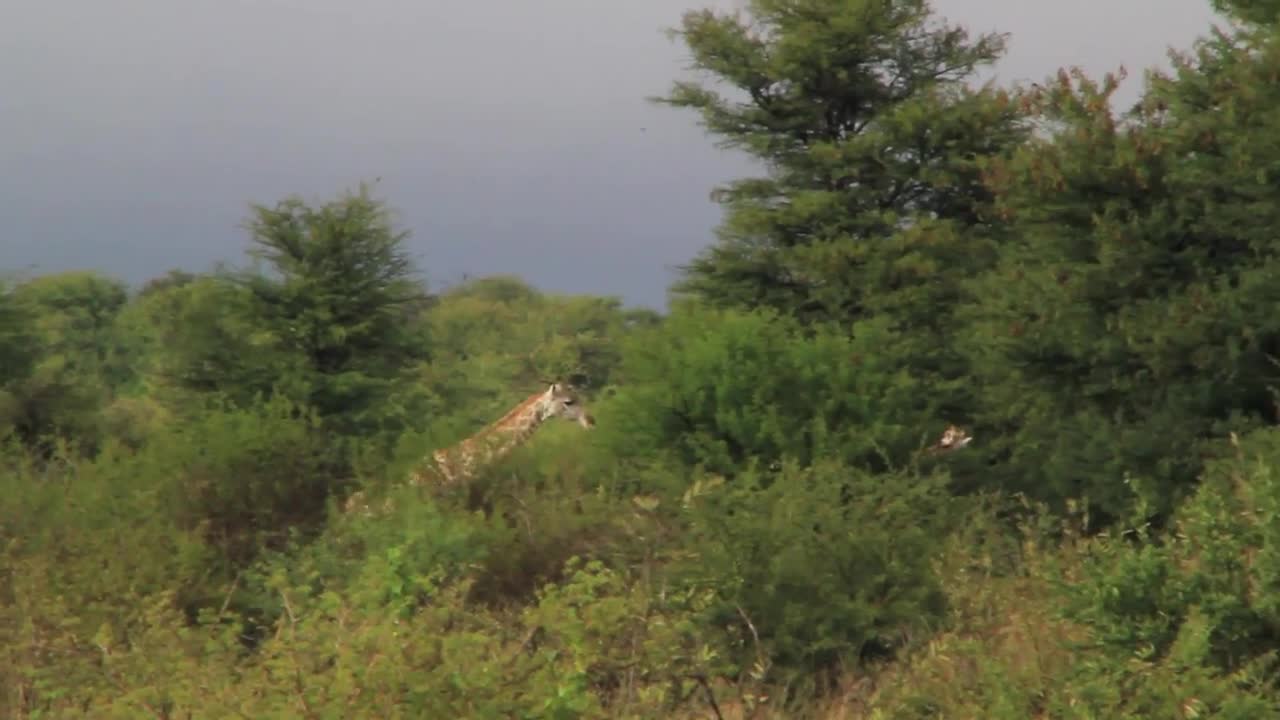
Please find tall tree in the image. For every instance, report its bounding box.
[963,15,1280,519]
[655,0,1029,419]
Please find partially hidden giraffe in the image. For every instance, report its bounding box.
[926,423,973,455]
[343,382,595,515]
[413,381,595,488]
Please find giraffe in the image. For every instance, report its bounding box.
[413,381,595,488]
[342,382,594,515]
[926,423,973,455]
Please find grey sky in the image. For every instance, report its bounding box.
[3,0,1222,309]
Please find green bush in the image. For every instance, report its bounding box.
[0,272,139,455]
[997,428,1280,717]
[0,441,216,713]
[146,396,345,569]
[601,304,942,479]
[669,459,955,683]
[1057,429,1280,673]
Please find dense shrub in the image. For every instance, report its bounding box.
[1057,428,1280,680]
[147,396,346,569]
[600,304,946,479]
[667,459,955,685]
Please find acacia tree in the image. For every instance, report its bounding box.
[655,0,1030,419]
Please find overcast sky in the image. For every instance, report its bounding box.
[3,0,1223,309]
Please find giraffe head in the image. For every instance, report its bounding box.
[541,382,595,429]
[927,423,973,454]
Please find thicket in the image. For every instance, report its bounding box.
[6,0,1280,717]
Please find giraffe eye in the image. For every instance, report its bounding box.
[563,398,575,405]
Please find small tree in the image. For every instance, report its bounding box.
[233,184,431,444]
[151,185,432,458]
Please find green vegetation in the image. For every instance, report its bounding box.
[7,0,1280,717]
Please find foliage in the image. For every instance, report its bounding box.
[3,480,720,719]
[0,281,37,386]
[671,459,953,684]
[0,439,219,707]
[16,2,1280,717]
[147,274,294,409]
[234,185,432,442]
[1056,429,1280,684]
[655,0,1031,429]
[423,275,659,433]
[1212,0,1280,25]
[840,494,1280,720]
[0,284,38,445]
[148,396,345,570]
[601,303,941,477]
[150,186,432,458]
[963,21,1280,519]
[11,271,133,389]
[0,272,134,453]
